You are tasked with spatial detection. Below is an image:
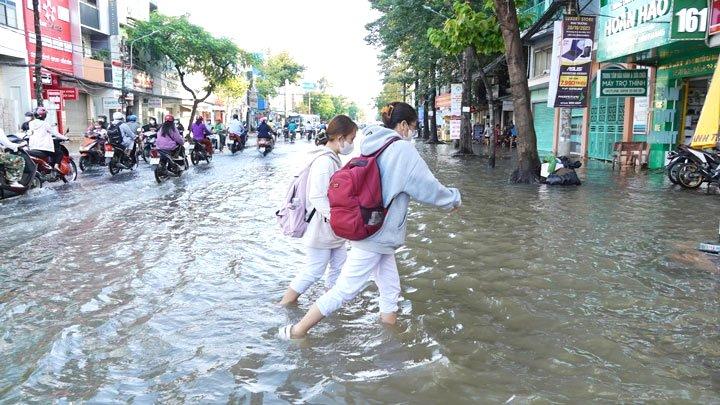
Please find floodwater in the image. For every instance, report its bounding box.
[0,139,718,403]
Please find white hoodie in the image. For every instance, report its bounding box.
[304,146,345,249]
[353,125,461,254]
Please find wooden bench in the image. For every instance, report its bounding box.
[612,142,650,170]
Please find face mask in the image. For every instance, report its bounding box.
[339,140,354,155]
[404,129,417,140]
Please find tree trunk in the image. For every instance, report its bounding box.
[402,83,407,103]
[457,47,475,155]
[32,0,43,106]
[428,62,441,144]
[477,68,496,167]
[422,69,430,140]
[492,0,541,183]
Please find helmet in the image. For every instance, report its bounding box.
[34,107,48,120]
[164,114,174,123]
[127,115,137,122]
[24,111,34,118]
[259,117,267,123]
[113,112,125,121]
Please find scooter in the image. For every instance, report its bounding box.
[140,130,158,163]
[107,142,138,175]
[0,140,40,199]
[78,129,107,171]
[227,132,246,154]
[676,147,720,189]
[257,137,274,157]
[666,145,693,185]
[24,135,77,184]
[153,145,189,183]
[190,140,212,165]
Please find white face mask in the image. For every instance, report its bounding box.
[339,140,354,155]
[24,117,32,122]
[404,128,417,140]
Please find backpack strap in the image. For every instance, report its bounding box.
[364,137,401,158]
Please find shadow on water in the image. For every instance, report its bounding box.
[0,140,718,402]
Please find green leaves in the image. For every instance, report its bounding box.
[428,1,504,57]
[256,52,305,98]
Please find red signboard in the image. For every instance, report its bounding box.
[57,87,78,100]
[23,0,74,75]
[711,0,720,35]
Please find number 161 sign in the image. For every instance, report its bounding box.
[672,0,710,39]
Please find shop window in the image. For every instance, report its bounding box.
[533,47,552,77]
[0,0,18,28]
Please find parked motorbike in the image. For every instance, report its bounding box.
[190,140,212,165]
[107,142,138,175]
[676,147,720,189]
[227,132,246,154]
[666,145,693,185]
[0,140,40,199]
[257,137,273,157]
[153,145,189,183]
[78,129,107,171]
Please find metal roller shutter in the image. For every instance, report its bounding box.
[533,102,554,153]
[64,93,89,136]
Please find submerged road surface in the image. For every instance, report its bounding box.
[1,139,719,403]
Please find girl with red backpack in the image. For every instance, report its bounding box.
[278,115,358,306]
[279,102,462,340]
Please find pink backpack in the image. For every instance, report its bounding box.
[328,137,400,241]
[276,151,335,238]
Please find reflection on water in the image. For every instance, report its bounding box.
[0,141,718,402]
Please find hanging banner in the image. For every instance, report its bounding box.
[450,83,462,116]
[690,55,720,148]
[23,0,74,75]
[551,15,596,108]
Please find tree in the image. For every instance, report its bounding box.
[32,0,42,106]
[216,76,249,115]
[128,14,248,128]
[492,0,541,183]
[256,52,304,99]
[347,102,360,121]
[301,92,335,120]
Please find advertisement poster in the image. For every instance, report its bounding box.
[23,0,74,75]
[552,16,596,108]
[450,83,462,116]
[449,119,461,140]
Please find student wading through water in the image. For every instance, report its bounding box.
[279,102,462,340]
[278,115,358,306]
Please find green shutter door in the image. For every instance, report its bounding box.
[588,79,624,161]
[533,102,554,153]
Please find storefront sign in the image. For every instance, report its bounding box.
[449,119,461,140]
[44,89,63,109]
[450,83,462,115]
[671,0,710,40]
[102,97,121,109]
[708,0,720,47]
[112,61,133,89]
[133,70,154,91]
[148,97,162,108]
[598,69,649,96]
[550,16,596,108]
[598,0,674,61]
[58,87,78,100]
[23,0,74,75]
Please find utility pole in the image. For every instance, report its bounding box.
[246,70,253,130]
[32,0,43,106]
[120,39,127,114]
[557,1,579,157]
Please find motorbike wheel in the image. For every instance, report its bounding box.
[31,173,43,189]
[230,143,237,155]
[154,166,166,183]
[678,163,704,189]
[79,156,89,172]
[108,159,121,176]
[206,153,212,164]
[191,150,200,166]
[667,158,688,185]
[67,160,78,182]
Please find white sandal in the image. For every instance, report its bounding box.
[278,324,303,341]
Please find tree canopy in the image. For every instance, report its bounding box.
[256,52,305,99]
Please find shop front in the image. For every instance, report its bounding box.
[596,0,720,168]
[530,87,555,153]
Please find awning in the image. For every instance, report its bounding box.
[691,55,720,148]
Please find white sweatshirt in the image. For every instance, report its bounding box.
[304,147,345,249]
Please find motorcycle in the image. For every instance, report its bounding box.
[227,132,246,154]
[676,147,720,189]
[107,142,138,175]
[78,129,107,171]
[25,136,77,184]
[665,145,693,185]
[140,130,158,163]
[209,131,220,152]
[190,140,212,165]
[0,140,41,199]
[153,145,189,183]
[257,137,274,157]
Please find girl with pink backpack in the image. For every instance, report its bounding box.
[277,115,358,306]
[279,102,462,340]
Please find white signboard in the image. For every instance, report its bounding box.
[103,97,121,109]
[547,21,563,107]
[450,83,463,116]
[449,119,461,140]
[148,97,163,108]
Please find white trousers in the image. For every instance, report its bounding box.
[315,247,401,317]
[290,246,347,295]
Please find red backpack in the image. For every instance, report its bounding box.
[328,137,400,241]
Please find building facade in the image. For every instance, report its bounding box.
[0,0,32,134]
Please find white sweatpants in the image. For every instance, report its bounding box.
[315,247,401,317]
[289,246,347,295]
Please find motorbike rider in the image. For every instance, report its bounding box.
[287,120,298,139]
[126,115,141,134]
[26,107,68,172]
[174,119,185,135]
[258,117,277,142]
[191,116,213,155]
[20,111,34,132]
[156,114,184,155]
[110,112,137,158]
[228,114,246,146]
[0,128,26,188]
[142,117,160,133]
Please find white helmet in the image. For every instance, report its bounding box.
[113,112,125,121]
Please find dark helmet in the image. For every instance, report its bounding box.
[232,114,239,120]
[34,107,48,120]
[164,114,174,123]
[24,111,34,118]
[127,115,138,122]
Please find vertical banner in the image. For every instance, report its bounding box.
[551,15,596,107]
[450,83,462,116]
[547,21,563,107]
[449,119,461,140]
[23,0,74,75]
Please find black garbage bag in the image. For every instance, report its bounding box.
[559,156,582,169]
[545,167,581,186]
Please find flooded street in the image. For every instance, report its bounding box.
[1,140,718,403]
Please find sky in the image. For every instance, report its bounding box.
[157,0,383,119]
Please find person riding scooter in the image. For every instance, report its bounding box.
[191,116,213,155]
[228,114,246,147]
[258,117,277,142]
[109,112,137,158]
[0,128,26,189]
[26,107,68,172]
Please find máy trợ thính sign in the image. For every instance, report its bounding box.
[597,69,649,97]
